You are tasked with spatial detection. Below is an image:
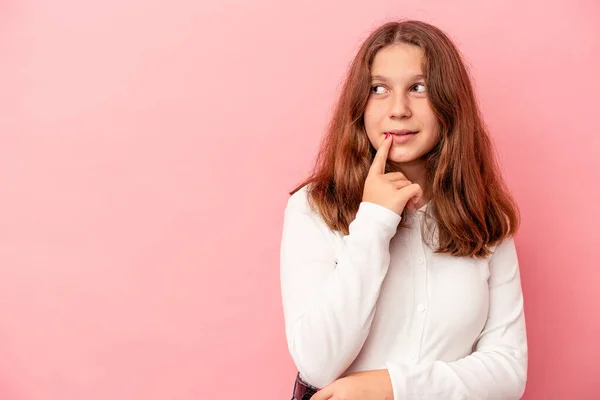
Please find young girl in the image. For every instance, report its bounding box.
[280,20,527,400]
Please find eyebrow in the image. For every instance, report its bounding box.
[370,74,425,81]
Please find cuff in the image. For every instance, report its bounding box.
[385,361,413,400]
[353,201,402,233]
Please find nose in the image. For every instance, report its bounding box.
[390,92,411,119]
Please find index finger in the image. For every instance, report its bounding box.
[369,133,392,175]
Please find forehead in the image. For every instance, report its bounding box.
[370,43,425,77]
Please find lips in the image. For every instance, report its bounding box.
[386,129,419,136]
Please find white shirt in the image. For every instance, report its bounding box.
[280,185,527,399]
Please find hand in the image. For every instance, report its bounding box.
[362,133,423,215]
[311,369,394,400]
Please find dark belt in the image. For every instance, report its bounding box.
[293,372,320,400]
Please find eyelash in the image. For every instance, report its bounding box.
[371,83,426,95]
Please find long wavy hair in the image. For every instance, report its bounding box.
[289,20,520,258]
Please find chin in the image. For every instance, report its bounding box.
[388,148,419,163]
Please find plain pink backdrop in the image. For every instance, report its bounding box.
[1,0,599,399]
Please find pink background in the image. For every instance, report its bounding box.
[1,0,599,399]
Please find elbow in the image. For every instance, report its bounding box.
[502,350,528,399]
[476,346,528,399]
[296,365,338,390]
[287,325,351,389]
[503,377,527,400]
[512,348,528,399]
[285,318,367,389]
[288,341,341,389]
[512,363,528,399]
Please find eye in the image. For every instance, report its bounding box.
[412,82,426,93]
[371,84,387,95]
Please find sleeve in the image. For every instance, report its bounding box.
[280,195,402,389]
[385,236,528,399]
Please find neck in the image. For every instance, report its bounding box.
[388,159,431,208]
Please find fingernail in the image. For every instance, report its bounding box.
[385,133,390,139]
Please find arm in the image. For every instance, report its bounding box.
[385,236,528,399]
[280,194,401,388]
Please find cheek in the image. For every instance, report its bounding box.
[418,108,440,138]
[427,122,440,142]
[363,105,375,125]
[363,105,382,136]
[364,100,387,120]
[415,104,436,123]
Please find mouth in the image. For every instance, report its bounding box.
[386,130,419,136]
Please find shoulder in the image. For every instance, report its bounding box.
[490,235,517,255]
[285,184,315,215]
[282,184,340,247]
[486,235,519,267]
[284,184,339,235]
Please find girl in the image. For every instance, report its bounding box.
[280,20,527,400]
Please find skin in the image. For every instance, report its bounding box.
[363,42,441,208]
[362,131,423,215]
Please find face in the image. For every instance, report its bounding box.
[363,43,440,167]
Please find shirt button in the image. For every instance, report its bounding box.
[417,257,424,264]
[410,355,418,361]
[417,304,426,312]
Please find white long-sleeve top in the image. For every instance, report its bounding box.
[280,185,528,399]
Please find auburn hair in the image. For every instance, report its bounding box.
[289,20,520,258]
